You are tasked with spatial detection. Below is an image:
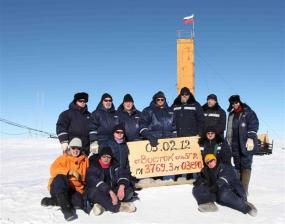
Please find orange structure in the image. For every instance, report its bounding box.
[177,32,195,95]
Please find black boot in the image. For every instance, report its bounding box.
[41,197,58,206]
[56,192,77,221]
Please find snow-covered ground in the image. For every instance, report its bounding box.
[1,138,284,224]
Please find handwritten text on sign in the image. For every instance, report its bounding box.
[127,137,203,178]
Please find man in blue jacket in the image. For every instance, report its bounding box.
[89,93,120,154]
[56,92,91,155]
[117,94,142,141]
[226,95,259,195]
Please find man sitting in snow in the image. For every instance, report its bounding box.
[41,138,89,221]
[192,154,257,216]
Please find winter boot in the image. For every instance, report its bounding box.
[246,201,258,217]
[119,202,136,213]
[56,192,77,221]
[241,169,251,196]
[198,202,219,212]
[41,197,58,207]
[92,203,105,216]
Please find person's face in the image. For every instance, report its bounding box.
[207,99,216,108]
[123,101,133,112]
[232,101,240,110]
[76,99,87,109]
[181,94,190,103]
[156,98,165,107]
[206,131,216,140]
[102,98,112,109]
[114,129,124,140]
[69,147,81,157]
[100,155,112,165]
[206,159,217,169]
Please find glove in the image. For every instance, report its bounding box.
[61,142,68,153]
[90,141,99,154]
[69,170,80,180]
[246,138,254,151]
[149,136,158,147]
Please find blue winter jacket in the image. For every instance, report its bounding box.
[226,104,259,155]
[139,101,176,139]
[89,103,120,143]
[56,102,91,151]
[86,155,130,194]
[117,103,142,141]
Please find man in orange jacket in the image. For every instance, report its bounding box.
[41,138,89,221]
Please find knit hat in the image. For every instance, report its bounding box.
[152,91,166,101]
[101,93,113,102]
[207,94,217,101]
[73,92,88,103]
[99,146,113,158]
[228,95,241,104]
[112,123,125,134]
[123,94,134,103]
[68,137,82,149]
[205,126,217,134]
[180,87,191,96]
[204,154,216,164]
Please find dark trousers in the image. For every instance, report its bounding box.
[87,186,134,213]
[50,174,84,209]
[217,186,249,214]
[232,144,253,171]
[192,184,216,205]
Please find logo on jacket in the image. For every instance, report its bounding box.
[241,122,246,127]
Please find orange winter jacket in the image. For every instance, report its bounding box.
[48,153,89,194]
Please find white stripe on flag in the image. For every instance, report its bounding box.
[183,15,194,20]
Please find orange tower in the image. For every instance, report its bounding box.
[177,30,195,95]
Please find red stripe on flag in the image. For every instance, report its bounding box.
[183,19,193,25]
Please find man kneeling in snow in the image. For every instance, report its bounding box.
[86,146,136,215]
[41,138,89,221]
[192,154,257,216]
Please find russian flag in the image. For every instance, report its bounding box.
[183,15,194,25]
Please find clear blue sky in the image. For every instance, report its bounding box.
[1,0,284,144]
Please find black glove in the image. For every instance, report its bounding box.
[209,184,218,193]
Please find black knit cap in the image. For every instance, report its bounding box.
[123,94,134,103]
[73,92,88,103]
[152,91,166,101]
[207,94,217,101]
[228,95,241,104]
[99,146,113,158]
[180,87,191,95]
[205,126,217,134]
[112,123,125,134]
[100,93,112,102]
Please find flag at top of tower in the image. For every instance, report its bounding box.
[183,15,194,25]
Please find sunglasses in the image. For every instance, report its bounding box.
[77,99,86,103]
[101,155,112,159]
[181,94,189,96]
[70,147,81,150]
[103,99,112,102]
[232,101,239,105]
[115,130,124,134]
[206,159,215,165]
[156,98,165,102]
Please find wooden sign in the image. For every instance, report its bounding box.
[127,136,203,178]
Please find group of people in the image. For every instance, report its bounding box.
[41,87,259,220]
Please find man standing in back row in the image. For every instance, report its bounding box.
[226,95,259,195]
[202,94,226,138]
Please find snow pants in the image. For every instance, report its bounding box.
[217,186,250,214]
[50,174,84,209]
[87,186,134,213]
[231,143,253,171]
[192,184,216,205]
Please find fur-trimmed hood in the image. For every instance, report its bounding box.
[171,92,197,107]
[202,103,222,111]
